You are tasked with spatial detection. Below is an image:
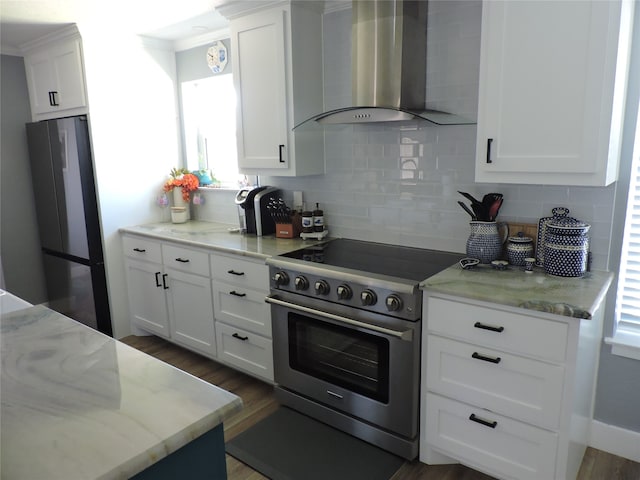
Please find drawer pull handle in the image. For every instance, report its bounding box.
[227,270,245,276]
[155,272,162,287]
[162,273,169,290]
[469,413,497,429]
[472,352,501,364]
[327,390,343,399]
[133,248,146,253]
[230,291,246,297]
[474,321,504,333]
[175,257,190,263]
[232,333,249,341]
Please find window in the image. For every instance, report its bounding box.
[181,74,248,189]
[610,101,640,360]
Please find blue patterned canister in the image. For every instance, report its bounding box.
[466,221,509,264]
[507,232,534,266]
[543,220,590,277]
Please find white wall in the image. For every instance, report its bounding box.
[80,27,182,338]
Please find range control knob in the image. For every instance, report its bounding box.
[314,280,330,295]
[336,284,353,300]
[360,289,377,306]
[385,294,403,312]
[294,276,309,291]
[273,271,289,287]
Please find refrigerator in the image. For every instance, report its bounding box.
[26,115,112,336]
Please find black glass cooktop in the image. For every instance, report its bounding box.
[280,238,462,282]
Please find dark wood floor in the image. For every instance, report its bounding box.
[121,335,640,480]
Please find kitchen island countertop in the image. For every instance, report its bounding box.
[119,221,323,260]
[1,304,242,479]
[421,264,613,320]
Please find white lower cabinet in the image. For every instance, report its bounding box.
[215,322,273,381]
[122,234,275,383]
[425,392,558,480]
[421,293,604,480]
[166,268,215,357]
[211,252,273,382]
[122,235,215,357]
[124,256,170,338]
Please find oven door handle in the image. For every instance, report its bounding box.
[265,295,414,341]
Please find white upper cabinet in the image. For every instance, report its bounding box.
[475,0,634,186]
[227,1,325,176]
[23,28,89,121]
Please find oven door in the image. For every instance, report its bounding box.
[267,292,421,439]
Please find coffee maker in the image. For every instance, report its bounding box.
[235,186,280,235]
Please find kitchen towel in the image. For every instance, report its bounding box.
[226,406,404,480]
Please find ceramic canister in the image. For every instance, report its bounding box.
[466,221,509,264]
[507,232,534,266]
[543,218,590,277]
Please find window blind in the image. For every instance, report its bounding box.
[615,106,640,340]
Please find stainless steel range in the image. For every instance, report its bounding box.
[266,238,461,459]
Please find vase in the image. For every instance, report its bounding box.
[172,187,190,220]
[466,221,509,264]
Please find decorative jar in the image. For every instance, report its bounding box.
[507,232,534,266]
[543,218,590,277]
[466,221,509,264]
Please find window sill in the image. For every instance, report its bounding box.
[604,330,640,361]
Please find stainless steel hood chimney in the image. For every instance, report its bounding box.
[294,0,474,128]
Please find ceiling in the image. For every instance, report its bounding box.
[0,0,230,53]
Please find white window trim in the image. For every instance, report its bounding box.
[610,96,640,360]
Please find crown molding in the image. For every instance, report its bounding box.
[19,24,80,54]
[173,27,231,52]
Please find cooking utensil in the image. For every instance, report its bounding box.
[488,197,503,222]
[458,191,483,206]
[457,201,476,220]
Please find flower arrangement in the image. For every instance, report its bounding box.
[163,167,200,202]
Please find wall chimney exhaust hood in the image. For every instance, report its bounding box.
[294,0,474,129]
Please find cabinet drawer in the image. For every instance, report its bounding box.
[427,296,569,362]
[212,280,271,337]
[425,393,558,480]
[122,236,162,263]
[211,253,268,291]
[162,243,210,277]
[215,322,274,382]
[426,335,564,430]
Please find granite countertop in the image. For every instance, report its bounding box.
[421,264,614,320]
[1,305,243,479]
[119,221,323,260]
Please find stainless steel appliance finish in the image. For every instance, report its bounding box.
[293,1,474,127]
[266,239,461,459]
[26,116,111,335]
